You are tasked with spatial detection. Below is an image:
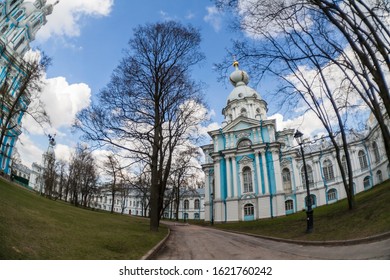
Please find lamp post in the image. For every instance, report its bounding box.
[294,130,314,233]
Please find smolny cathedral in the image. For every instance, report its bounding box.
[0,0,57,176]
[201,61,389,223]
[0,1,388,222]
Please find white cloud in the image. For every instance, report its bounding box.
[16,134,44,167]
[186,11,195,20]
[54,143,75,163]
[270,112,325,137]
[37,0,114,41]
[23,76,91,135]
[204,6,223,32]
[198,122,220,138]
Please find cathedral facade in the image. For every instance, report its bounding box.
[201,62,389,223]
[0,0,56,175]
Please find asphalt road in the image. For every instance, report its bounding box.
[153,223,390,260]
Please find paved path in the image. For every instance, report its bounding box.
[153,223,390,260]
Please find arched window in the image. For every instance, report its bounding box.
[194,213,200,219]
[237,138,252,149]
[194,199,200,209]
[13,9,23,19]
[376,170,383,184]
[242,166,253,193]
[285,200,294,212]
[1,24,9,34]
[33,19,41,29]
[322,159,335,182]
[184,199,189,210]
[327,189,337,201]
[358,150,368,170]
[301,165,314,189]
[372,142,380,163]
[363,176,371,189]
[282,168,292,192]
[244,204,254,216]
[240,108,247,117]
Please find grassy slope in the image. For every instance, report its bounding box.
[213,180,390,241]
[0,179,167,260]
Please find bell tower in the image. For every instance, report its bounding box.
[222,61,268,127]
[0,0,58,175]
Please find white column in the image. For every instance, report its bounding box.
[272,149,283,193]
[232,156,238,198]
[255,151,262,195]
[229,133,234,149]
[257,128,262,144]
[204,168,211,202]
[226,157,232,198]
[262,152,269,194]
[214,158,221,200]
[252,128,257,144]
[214,136,219,152]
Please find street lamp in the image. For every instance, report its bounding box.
[294,130,314,233]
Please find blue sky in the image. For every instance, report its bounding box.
[18,0,331,167]
[19,0,247,166]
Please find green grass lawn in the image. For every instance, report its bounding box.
[199,180,390,241]
[0,178,167,260]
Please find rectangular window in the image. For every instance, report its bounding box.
[327,190,337,201]
[285,200,294,211]
[323,166,334,182]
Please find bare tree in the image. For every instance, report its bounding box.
[117,176,133,215]
[316,0,390,167]
[103,154,124,214]
[43,152,56,198]
[215,0,390,209]
[169,146,202,220]
[76,21,207,231]
[0,49,51,173]
[67,145,98,207]
[216,0,390,168]
[56,160,67,200]
[10,147,21,172]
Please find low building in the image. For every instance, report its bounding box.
[11,162,31,187]
[91,186,206,221]
[29,162,44,193]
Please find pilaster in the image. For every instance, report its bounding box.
[226,156,232,198]
[261,152,269,194]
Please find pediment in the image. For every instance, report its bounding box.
[222,117,259,134]
[241,193,256,200]
[238,155,253,164]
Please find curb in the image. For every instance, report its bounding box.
[141,228,171,260]
[221,229,390,246]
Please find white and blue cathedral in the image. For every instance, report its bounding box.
[201,61,390,223]
[0,0,56,175]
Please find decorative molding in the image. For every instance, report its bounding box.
[238,155,253,165]
[236,132,251,139]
